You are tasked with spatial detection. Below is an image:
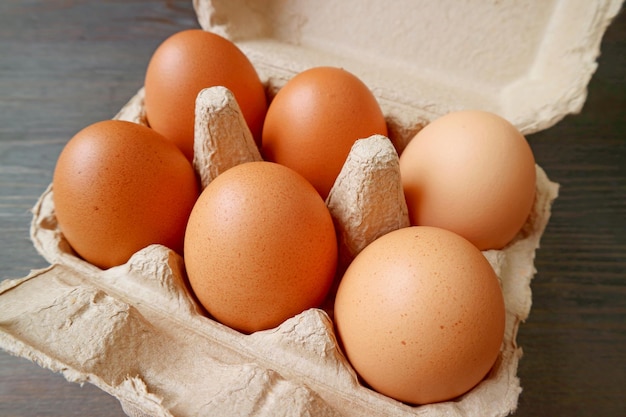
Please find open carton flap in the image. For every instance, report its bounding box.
[194,0,623,149]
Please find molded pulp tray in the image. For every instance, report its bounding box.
[0,1,622,416]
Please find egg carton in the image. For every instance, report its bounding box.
[0,0,622,416]
[0,95,556,417]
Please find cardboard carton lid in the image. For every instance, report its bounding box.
[194,0,623,148]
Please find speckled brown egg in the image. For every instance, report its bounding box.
[261,66,388,200]
[52,120,199,269]
[184,161,338,334]
[334,226,505,405]
[144,29,267,160]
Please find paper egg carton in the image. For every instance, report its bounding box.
[0,0,622,416]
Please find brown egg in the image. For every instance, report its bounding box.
[261,66,388,199]
[144,29,267,160]
[52,120,199,269]
[184,161,338,334]
[399,110,536,250]
[334,226,505,405]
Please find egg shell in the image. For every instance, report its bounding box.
[144,29,267,160]
[399,110,537,250]
[261,66,388,199]
[335,226,506,405]
[184,161,338,334]
[51,120,199,269]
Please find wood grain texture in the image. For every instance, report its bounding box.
[0,1,197,416]
[0,1,624,416]
[518,10,626,415]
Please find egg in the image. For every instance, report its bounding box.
[144,29,267,160]
[184,161,338,334]
[399,110,536,250]
[334,226,505,405]
[52,120,200,269]
[261,66,388,199]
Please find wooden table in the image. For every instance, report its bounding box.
[1,1,624,416]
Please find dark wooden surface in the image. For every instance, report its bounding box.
[0,1,624,416]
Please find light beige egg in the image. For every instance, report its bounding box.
[399,110,536,250]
